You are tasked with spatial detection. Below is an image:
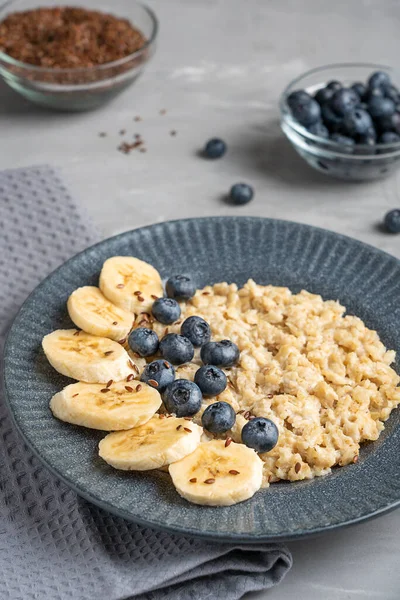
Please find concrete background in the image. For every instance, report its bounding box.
[1,0,399,598]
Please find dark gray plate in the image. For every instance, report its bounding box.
[4,217,400,542]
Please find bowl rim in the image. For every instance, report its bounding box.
[0,0,158,74]
[279,62,400,156]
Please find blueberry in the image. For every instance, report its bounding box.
[229,183,254,206]
[364,86,384,104]
[128,328,159,357]
[241,417,279,453]
[342,109,373,136]
[384,84,400,104]
[351,82,367,100]
[201,401,236,433]
[201,340,240,367]
[290,97,321,126]
[330,133,355,148]
[204,138,227,159]
[162,379,202,417]
[166,275,196,301]
[379,131,400,144]
[354,132,376,155]
[287,89,312,109]
[314,87,334,105]
[368,71,391,90]
[141,359,175,392]
[326,80,342,91]
[321,103,343,131]
[152,297,181,324]
[376,112,400,134]
[194,365,227,396]
[307,121,329,138]
[159,333,194,365]
[330,88,359,116]
[368,96,396,119]
[181,316,211,347]
[384,209,400,233]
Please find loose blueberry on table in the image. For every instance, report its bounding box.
[203,137,227,159]
[229,183,254,205]
[162,379,203,417]
[201,401,236,434]
[141,359,175,392]
[384,209,400,233]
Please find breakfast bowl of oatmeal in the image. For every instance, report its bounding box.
[0,0,157,110]
[4,217,400,542]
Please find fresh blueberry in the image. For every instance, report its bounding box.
[379,131,400,144]
[290,97,321,126]
[152,297,181,324]
[321,103,343,131]
[376,112,400,134]
[307,121,329,138]
[204,138,227,159]
[384,84,400,104]
[201,340,240,367]
[162,379,202,417]
[351,82,367,100]
[384,209,400,233]
[166,275,196,301]
[342,108,373,136]
[159,333,194,365]
[330,88,359,116]
[140,359,175,392]
[326,80,342,91]
[128,328,159,357]
[368,71,391,90]
[194,365,227,396]
[363,86,384,104]
[241,417,279,453]
[330,133,355,148]
[314,87,334,105]
[368,96,396,119]
[287,89,312,109]
[229,183,254,205]
[181,316,211,347]
[201,401,236,433]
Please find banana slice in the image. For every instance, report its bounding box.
[50,380,161,431]
[42,329,137,383]
[99,416,203,471]
[67,286,133,341]
[99,256,163,314]
[169,440,263,506]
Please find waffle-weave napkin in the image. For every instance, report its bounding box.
[0,165,292,600]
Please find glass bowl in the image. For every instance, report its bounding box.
[0,0,158,111]
[280,63,400,181]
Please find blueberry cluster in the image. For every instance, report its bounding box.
[129,271,279,453]
[288,71,400,147]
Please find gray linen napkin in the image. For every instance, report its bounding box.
[0,165,292,600]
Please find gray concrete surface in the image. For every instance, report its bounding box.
[1,0,399,598]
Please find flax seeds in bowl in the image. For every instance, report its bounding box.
[0,0,158,111]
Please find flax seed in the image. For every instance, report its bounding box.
[295,462,301,473]
[100,388,110,393]
[136,384,142,392]
[116,283,124,289]
[73,330,80,336]
[164,361,170,369]
[151,295,158,300]
[127,374,135,382]
[204,478,215,484]
[353,455,359,463]
[202,292,210,296]
[104,351,114,356]
[125,386,134,392]
[184,427,192,433]
[119,338,127,345]
[229,470,240,475]
[137,296,145,302]
[176,425,182,430]
[134,291,142,296]
[189,477,197,483]
[267,394,273,399]
[148,379,158,387]
[106,380,113,388]
[72,393,79,398]
[112,321,118,325]
[225,437,232,447]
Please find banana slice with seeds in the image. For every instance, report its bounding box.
[42,329,137,383]
[67,286,133,341]
[99,415,203,471]
[50,380,161,431]
[169,439,263,506]
[99,256,163,314]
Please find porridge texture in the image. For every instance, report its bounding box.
[145,279,400,487]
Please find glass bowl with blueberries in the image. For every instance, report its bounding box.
[280,63,400,181]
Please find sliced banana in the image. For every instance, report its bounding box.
[42,329,137,383]
[169,439,263,506]
[99,256,163,314]
[99,416,203,471]
[67,286,133,341]
[50,380,161,431]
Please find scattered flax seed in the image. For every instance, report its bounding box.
[127,374,135,382]
[104,351,114,356]
[139,148,147,153]
[118,338,127,345]
[229,470,240,475]
[243,411,251,420]
[106,380,113,388]
[138,319,148,326]
[237,410,245,415]
[151,295,159,300]
[163,361,170,369]
[184,417,192,421]
[176,425,182,431]
[189,477,197,483]
[204,478,215,484]
[225,437,233,447]
[160,109,166,115]
[170,130,177,136]
[116,283,125,289]
[175,321,182,326]
[248,415,256,420]
[100,388,110,393]
[353,455,359,463]
[184,427,192,433]
[125,386,134,392]
[73,330,80,336]
[136,384,142,392]
[72,393,79,398]
[112,321,118,325]
[164,328,169,335]
[134,133,141,139]
[167,414,173,418]
[148,379,159,387]
[159,413,166,419]
[137,296,145,302]
[134,116,141,121]
[132,352,141,358]
[119,129,126,135]
[99,132,107,137]
[202,291,210,296]
[267,394,274,399]
[295,462,301,473]
[134,290,142,296]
